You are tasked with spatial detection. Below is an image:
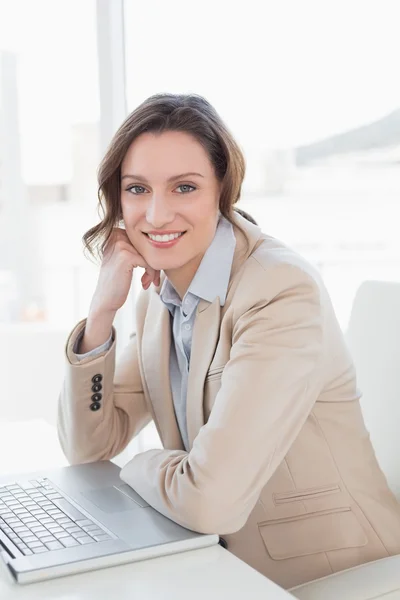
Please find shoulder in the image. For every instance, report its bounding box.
[228,233,326,314]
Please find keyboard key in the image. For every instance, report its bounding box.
[64,525,81,533]
[39,518,54,525]
[57,518,73,526]
[32,546,48,553]
[26,541,44,549]
[15,541,28,551]
[54,532,70,539]
[45,541,64,550]
[93,534,111,542]
[20,536,39,543]
[13,526,29,534]
[82,524,100,532]
[36,531,54,540]
[48,527,64,534]
[21,548,33,555]
[61,537,80,548]
[77,536,95,545]
[75,519,94,527]
[19,483,35,491]
[40,535,56,543]
[1,527,13,535]
[71,531,88,539]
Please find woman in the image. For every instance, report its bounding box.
[58,93,400,590]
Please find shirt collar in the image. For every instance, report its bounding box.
[160,215,236,311]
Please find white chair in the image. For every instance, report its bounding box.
[345,280,400,499]
[291,280,400,599]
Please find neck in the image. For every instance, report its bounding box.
[164,252,204,299]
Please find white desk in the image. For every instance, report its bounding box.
[0,419,294,599]
[0,544,294,600]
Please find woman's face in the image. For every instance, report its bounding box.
[120,130,221,272]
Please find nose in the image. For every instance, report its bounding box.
[145,194,175,229]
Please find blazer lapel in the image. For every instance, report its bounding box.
[186,297,221,448]
[141,292,184,450]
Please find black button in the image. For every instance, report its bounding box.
[91,393,102,402]
[218,537,228,549]
[91,383,102,393]
[90,402,101,412]
[92,374,103,384]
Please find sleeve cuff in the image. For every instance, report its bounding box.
[74,330,114,361]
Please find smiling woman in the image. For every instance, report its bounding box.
[58,92,400,591]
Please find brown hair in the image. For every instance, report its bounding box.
[83,93,257,258]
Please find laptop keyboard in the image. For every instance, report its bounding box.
[0,478,112,556]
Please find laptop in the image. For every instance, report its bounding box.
[0,460,219,584]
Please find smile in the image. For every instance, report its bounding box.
[146,232,184,242]
[144,231,186,248]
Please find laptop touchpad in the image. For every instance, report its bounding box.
[82,485,149,513]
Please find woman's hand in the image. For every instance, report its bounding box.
[91,228,160,315]
[79,228,160,353]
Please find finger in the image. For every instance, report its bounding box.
[141,272,151,288]
[142,270,161,289]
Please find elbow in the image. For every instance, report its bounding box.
[57,423,113,466]
[187,491,249,535]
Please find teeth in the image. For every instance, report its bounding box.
[148,232,183,242]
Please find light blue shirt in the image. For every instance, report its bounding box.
[159,215,236,449]
[75,215,236,451]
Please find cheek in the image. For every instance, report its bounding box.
[121,198,142,223]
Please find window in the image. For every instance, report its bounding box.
[124,0,400,329]
[0,0,101,436]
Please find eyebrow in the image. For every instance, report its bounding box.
[121,172,205,183]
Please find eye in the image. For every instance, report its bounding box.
[176,184,196,194]
[126,185,148,195]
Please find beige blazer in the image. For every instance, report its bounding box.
[58,214,400,589]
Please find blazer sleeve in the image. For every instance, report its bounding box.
[119,263,324,535]
[57,319,152,464]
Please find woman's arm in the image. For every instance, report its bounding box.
[57,319,152,464]
[119,263,324,534]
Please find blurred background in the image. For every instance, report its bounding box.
[1,0,400,464]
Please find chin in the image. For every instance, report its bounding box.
[149,259,187,272]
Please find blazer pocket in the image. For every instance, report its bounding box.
[259,507,368,560]
[273,484,341,505]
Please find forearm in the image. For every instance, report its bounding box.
[58,320,151,465]
[79,308,116,354]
